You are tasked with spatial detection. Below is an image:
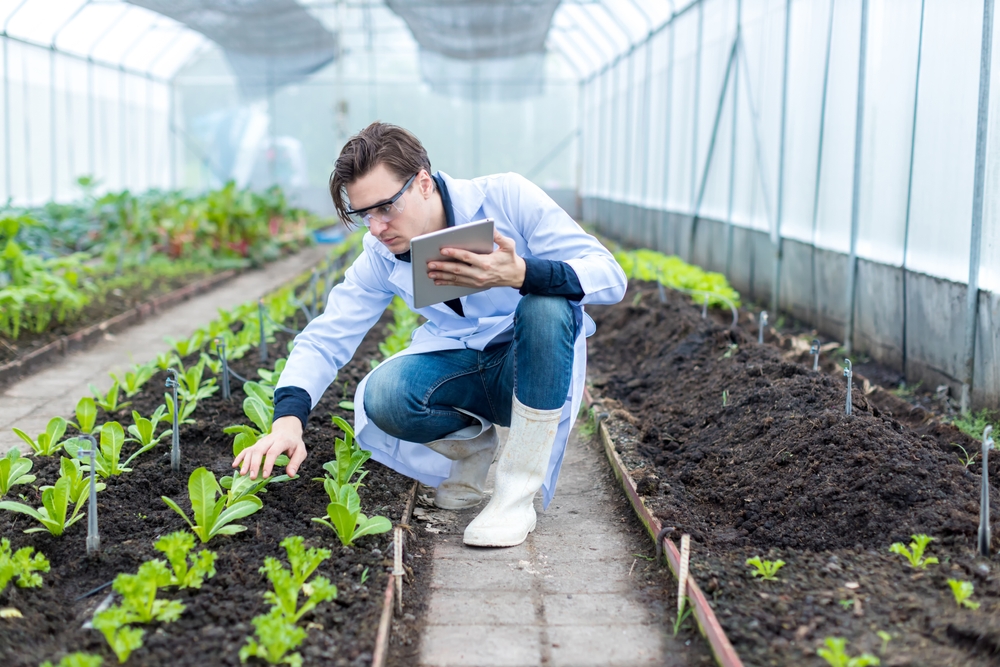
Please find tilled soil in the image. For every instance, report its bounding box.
[0,311,417,667]
[587,282,1000,667]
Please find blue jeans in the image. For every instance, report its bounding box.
[364,295,578,443]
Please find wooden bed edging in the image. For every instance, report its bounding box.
[372,480,418,667]
[584,388,744,667]
[0,268,240,387]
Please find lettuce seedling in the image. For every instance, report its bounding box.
[746,556,785,581]
[225,381,279,456]
[199,351,223,376]
[257,358,287,388]
[110,364,154,399]
[11,416,70,456]
[161,467,264,543]
[816,637,880,667]
[152,351,178,372]
[65,422,142,477]
[40,456,106,504]
[175,357,218,404]
[164,391,197,426]
[0,475,86,535]
[126,408,172,451]
[239,608,307,667]
[92,606,145,664]
[0,537,49,591]
[90,381,131,413]
[947,578,980,610]
[71,396,99,435]
[40,652,105,667]
[889,534,938,569]
[260,558,337,623]
[315,416,370,499]
[113,560,185,623]
[166,331,204,358]
[153,531,217,589]
[0,449,35,496]
[312,484,391,547]
[220,469,294,507]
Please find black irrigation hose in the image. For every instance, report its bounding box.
[654,525,677,567]
[74,579,114,602]
[264,311,303,336]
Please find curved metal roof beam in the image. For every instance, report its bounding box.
[51,0,92,48]
[2,0,31,34]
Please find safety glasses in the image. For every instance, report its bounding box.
[345,173,418,228]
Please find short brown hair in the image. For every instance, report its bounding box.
[329,122,432,225]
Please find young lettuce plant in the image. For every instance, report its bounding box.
[11,416,70,456]
[40,456,106,504]
[90,380,131,413]
[816,637,880,667]
[889,534,938,569]
[39,652,105,667]
[0,537,50,591]
[161,467,264,543]
[64,422,145,478]
[225,381,276,455]
[315,416,370,499]
[112,560,185,623]
[70,396,99,435]
[126,407,172,452]
[109,364,155,399]
[166,331,204,358]
[746,556,785,581]
[947,579,980,610]
[220,468,295,508]
[92,606,145,664]
[239,608,307,667]
[153,531,217,589]
[259,536,336,622]
[257,358,287,388]
[0,449,36,496]
[312,484,391,547]
[0,475,86,535]
[175,357,218,404]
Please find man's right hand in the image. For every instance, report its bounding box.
[232,415,308,480]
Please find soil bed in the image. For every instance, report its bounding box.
[587,281,1000,667]
[1,309,417,667]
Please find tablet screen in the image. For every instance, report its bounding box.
[410,218,495,309]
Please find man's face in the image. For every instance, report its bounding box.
[346,164,439,255]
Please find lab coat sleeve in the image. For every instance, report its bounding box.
[276,241,396,408]
[502,172,627,306]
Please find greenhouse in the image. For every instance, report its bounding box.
[1,0,999,666]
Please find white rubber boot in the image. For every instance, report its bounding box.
[425,410,498,510]
[463,396,562,547]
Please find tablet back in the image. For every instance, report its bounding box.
[410,218,495,309]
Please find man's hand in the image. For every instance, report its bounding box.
[427,229,526,289]
[232,415,308,480]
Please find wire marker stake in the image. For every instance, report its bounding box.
[810,338,820,371]
[843,358,853,416]
[980,425,994,557]
[701,294,709,319]
[678,534,691,618]
[166,369,181,471]
[657,268,666,303]
[258,300,268,363]
[393,526,405,615]
[77,435,100,556]
[758,310,768,344]
[216,339,231,401]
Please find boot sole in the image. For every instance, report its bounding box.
[462,517,537,548]
[433,496,483,510]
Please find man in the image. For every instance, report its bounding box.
[232,122,626,548]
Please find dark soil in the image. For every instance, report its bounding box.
[1,310,418,667]
[587,281,1000,667]
[0,271,214,365]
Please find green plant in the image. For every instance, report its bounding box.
[90,381,130,413]
[71,396,99,435]
[838,599,854,610]
[673,595,693,636]
[312,484,391,547]
[92,606,145,664]
[876,631,891,655]
[890,381,921,400]
[378,296,419,359]
[631,291,643,306]
[126,406,171,451]
[152,351,178,372]
[360,566,369,585]
[153,531,218,589]
[39,456,106,505]
[161,467,263,543]
[175,356,218,404]
[954,443,980,468]
[166,331,204,358]
[64,421,144,478]
[720,343,738,360]
[947,579,980,610]
[110,365,154,399]
[164,390,197,426]
[889,534,938,569]
[239,608,307,666]
[220,468,294,507]
[0,538,49,591]
[722,390,729,407]
[224,381,276,455]
[11,416,70,456]
[746,556,785,581]
[0,475,87,535]
[951,409,999,440]
[112,559,185,623]
[315,416,370,499]
[257,358,287,388]
[816,637,880,667]
[259,537,336,623]
[39,653,104,667]
[0,449,35,496]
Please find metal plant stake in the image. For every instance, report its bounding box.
[166,369,181,471]
[78,435,100,556]
[217,338,231,401]
[701,295,708,319]
[980,425,994,557]
[810,338,820,371]
[758,310,768,344]
[657,269,666,303]
[843,358,853,416]
[258,299,268,363]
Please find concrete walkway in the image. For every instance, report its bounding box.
[416,427,690,667]
[0,245,328,455]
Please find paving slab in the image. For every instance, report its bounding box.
[417,427,693,667]
[0,246,328,455]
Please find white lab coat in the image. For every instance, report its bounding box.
[278,171,627,507]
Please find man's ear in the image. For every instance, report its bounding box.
[417,169,435,199]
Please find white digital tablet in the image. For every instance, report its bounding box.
[410,218,495,309]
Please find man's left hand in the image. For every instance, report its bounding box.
[427,229,526,289]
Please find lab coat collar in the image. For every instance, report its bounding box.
[437,171,486,224]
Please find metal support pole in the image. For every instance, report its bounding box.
[810,0,836,327]
[901,0,926,380]
[640,39,653,246]
[770,0,792,316]
[610,62,622,210]
[725,0,743,277]
[690,0,704,219]
[624,52,635,240]
[3,37,11,202]
[663,20,675,253]
[168,82,176,188]
[119,69,126,188]
[21,49,32,203]
[961,0,994,414]
[844,0,870,355]
[50,48,57,200]
[88,60,95,177]
[737,40,775,236]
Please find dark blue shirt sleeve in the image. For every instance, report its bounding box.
[518,258,585,301]
[273,386,312,430]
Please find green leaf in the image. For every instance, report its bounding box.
[243,396,272,435]
[209,496,263,540]
[188,467,222,537]
[354,514,392,541]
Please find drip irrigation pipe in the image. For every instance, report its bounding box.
[584,387,744,667]
[74,579,114,602]
[372,480,419,667]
